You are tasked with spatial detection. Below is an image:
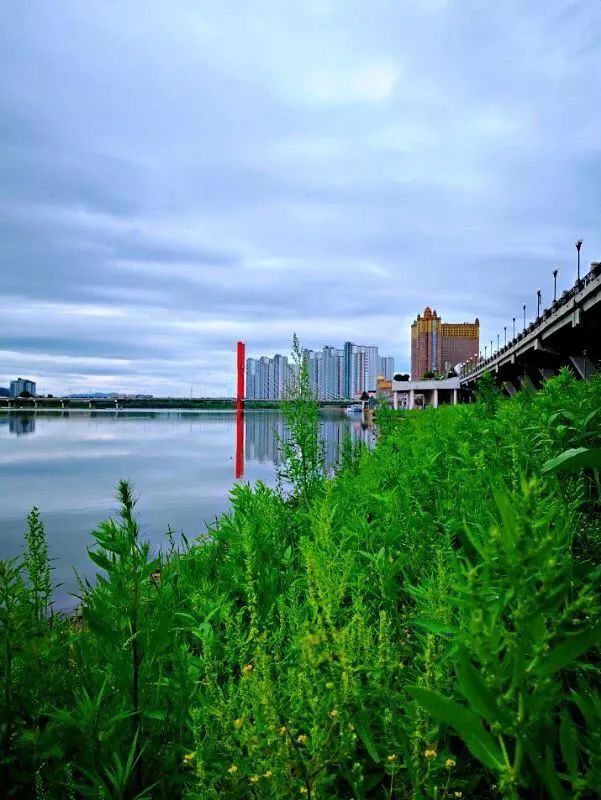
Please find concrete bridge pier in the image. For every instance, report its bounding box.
[518,373,537,394]
[569,354,597,380]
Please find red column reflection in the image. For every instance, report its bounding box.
[235,408,244,479]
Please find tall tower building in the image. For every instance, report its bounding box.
[411,307,442,380]
[411,308,479,379]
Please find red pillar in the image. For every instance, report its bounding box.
[235,341,245,479]
[236,341,245,412]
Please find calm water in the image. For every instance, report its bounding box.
[0,409,374,606]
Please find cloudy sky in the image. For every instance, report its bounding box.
[1,1,600,395]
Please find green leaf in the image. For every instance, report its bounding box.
[542,447,601,474]
[355,711,380,763]
[88,549,113,572]
[407,685,503,770]
[559,710,578,776]
[455,652,511,726]
[412,618,460,637]
[538,622,601,676]
[525,743,566,800]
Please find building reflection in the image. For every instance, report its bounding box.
[243,413,375,472]
[9,414,36,436]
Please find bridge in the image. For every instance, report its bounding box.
[460,262,601,394]
[0,396,352,411]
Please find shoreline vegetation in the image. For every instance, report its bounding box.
[1,359,600,798]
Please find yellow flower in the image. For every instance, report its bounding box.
[328,709,338,718]
[233,717,243,730]
[227,765,238,774]
[424,748,437,760]
[300,788,308,796]
[279,725,287,735]
[454,793,463,798]
[296,734,308,745]
[387,754,397,762]
[182,752,195,764]
[445,758,456,769]
[241,663,253,675]
[249,775,259,784]
[264,770,273,778]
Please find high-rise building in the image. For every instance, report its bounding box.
[411,308,479,379]
[379,356,395,381]
[440,323,480,374]
[247,343,394,400]
[10,377,36,397]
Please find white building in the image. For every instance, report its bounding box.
[10,377,36,397]
[379,356,395,381]
[391,376,460,410]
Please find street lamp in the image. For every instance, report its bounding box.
[485,345,488,359]
[552,268,558,302]
[497,334,500,352]
[523,304,526,330]
[576,239,583,283]
[504,326,507,346]
[490,339,493,358]
[512,317,516,339]
[537,289,541,319]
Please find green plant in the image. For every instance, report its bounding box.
[278,334,325,504]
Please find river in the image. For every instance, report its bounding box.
[0,409,374,607]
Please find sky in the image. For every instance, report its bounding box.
[1,0,600,396]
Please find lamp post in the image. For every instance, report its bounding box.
[485,345,487,359]
[490,339,493,359]
[537,289,541,319]
[576,239,583,283]
[504,326,507,346]
[497,334,500,352]
[523,304,526,331]
[512,317,516,339]
[553,268,558,302]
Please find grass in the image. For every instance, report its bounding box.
[0,367,600,799]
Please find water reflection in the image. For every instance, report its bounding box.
[9,413,36,436]
[0,409,375,606]
[242,412,374,470]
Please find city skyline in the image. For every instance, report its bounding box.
[246,342,395,401]
[1,2,600,395]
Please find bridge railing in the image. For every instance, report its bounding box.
[460,262,601,379]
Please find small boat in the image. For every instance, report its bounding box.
[345,403,364,416]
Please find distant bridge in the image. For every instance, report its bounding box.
[0,396,351,411]
[461,263,601,393]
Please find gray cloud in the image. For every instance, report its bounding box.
[1,0,600,394]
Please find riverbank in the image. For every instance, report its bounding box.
[2,370,600,798]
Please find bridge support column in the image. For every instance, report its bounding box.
[538,368,555,382]
[432,388,438,408]
[519,374,536,394]
[409,389,415,410]
[393,391,398,410]
[503,381,517,397]
[569,355,597,380]
[452,389,458,405]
